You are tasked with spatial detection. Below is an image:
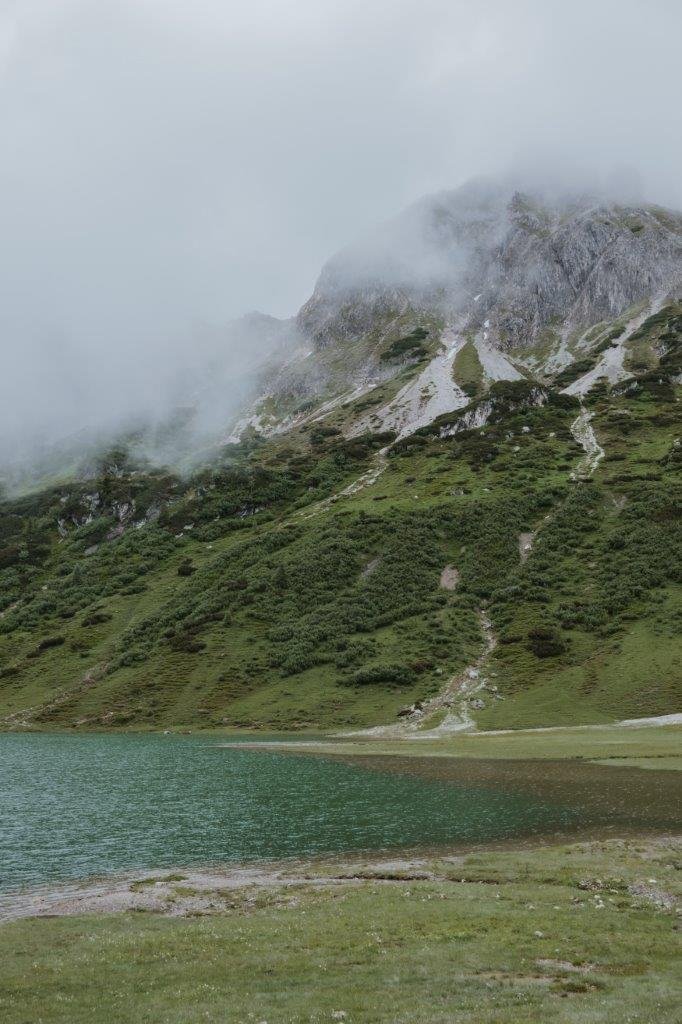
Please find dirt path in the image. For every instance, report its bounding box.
[518,532,535,562]
[439,565,460,590]
[470,712,682,736]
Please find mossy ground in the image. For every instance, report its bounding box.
[1,837,679,1023]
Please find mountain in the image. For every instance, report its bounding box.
[228,180,682,440]
[0,179,680,732]
[299,181,682,346]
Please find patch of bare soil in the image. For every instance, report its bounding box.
[439,565,460,590]
[518,532,534,562]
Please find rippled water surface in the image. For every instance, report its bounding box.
[0,734,678,891]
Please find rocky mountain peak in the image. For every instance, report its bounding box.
[296,180,682,355]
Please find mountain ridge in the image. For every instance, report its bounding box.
[228,181,682,447]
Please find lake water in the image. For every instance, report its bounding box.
[1,733,679,892]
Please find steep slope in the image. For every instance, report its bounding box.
[1,324,680,731]
[227,180,682,446]
[298,182,682,352]
[0,182,681,732]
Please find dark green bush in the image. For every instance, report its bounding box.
[527,626,566,658]
[350,663,417,685]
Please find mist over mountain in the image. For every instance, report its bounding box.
[3,0,682,484]
[3,172,682,492]
[0,311,302,492]
[299,178,682,349]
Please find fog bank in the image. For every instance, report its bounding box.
[1,0,681,465]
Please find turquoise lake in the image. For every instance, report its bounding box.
[0,734,678,892]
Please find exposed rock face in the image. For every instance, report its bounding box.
[297,179,504,347]
[487,196,682,349]
[227,180,682,449]
[296,179,682,354]
[437,384,549,439]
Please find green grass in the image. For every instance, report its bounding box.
[0,322,680,732]
[478,599,682,729]
[251,723,682,769]
[452,339,484,396]
[1,837,680,1023]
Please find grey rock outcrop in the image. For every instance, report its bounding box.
[296,179,682,355]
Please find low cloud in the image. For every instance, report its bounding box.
[1,0,680,468]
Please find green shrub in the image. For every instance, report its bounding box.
[380,328,429,362]
[27,635,65,658]
[350,663,417,686]
[527,626,566,658]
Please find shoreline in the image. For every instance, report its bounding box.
[2,834,680,1024]
[2,725,679,924]
[1,711,680,736]
[2,830,680,925]
[215,718,682,772]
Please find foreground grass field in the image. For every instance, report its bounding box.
[1,837,680,1024]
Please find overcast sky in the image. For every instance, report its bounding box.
[1,0,681,455]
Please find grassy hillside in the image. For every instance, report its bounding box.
[0,317,680,731]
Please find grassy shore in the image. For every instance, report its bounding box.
[1,836,680,1024]
[232,721,682,771]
